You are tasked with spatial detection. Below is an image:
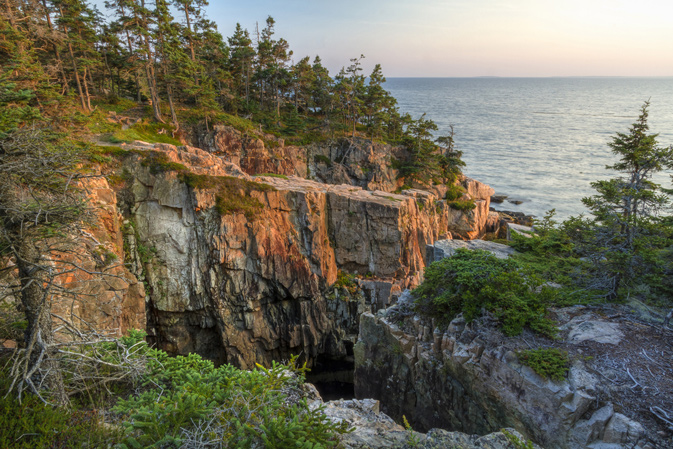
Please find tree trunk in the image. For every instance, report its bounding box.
[16,240,68,405]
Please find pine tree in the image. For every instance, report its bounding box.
[228,23,255,110]
[581,101,673,298]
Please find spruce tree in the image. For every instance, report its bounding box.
[581,101,673,298]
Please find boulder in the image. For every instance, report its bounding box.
[428,239,516,262]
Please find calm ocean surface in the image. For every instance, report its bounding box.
[385,77,673,220]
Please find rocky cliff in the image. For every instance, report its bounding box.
[191,126,494,240]
[353,292,669,449]
[97,141,492,369]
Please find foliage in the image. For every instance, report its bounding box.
[0,383,121,448]
[448,199,476,212]
[445,183,466,201]
[114,351,351,448]
[334,270,359,295]
[501,429,535,449]
[105,123,182,146]
[141,151,189,174]
[314,154,332,166]
[517,348,569,382]
[412,249,557,337]
[509,210,598,305]
[402,415,420,448]
[572,102,673,301]
[258,172,289,179]
[179,172,275,218]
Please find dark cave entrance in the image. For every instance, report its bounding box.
[306,342,355,401]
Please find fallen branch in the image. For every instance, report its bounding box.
[650,406,673,430]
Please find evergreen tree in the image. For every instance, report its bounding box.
[227,23,255,110]
[581,101,673,298]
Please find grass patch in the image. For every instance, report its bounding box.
[218,112,257,134]
[413,248,557,337]
[448,199,476,212]
[518,348,569,381]
[104,122,181,145]
[180,172,275,219]
[258,173,288,179]
[140,151,188,175]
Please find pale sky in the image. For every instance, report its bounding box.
[94,0,673,77]
[206,0,673,77]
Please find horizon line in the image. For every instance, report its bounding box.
[384,75,673,79]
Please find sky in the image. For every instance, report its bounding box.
[97,0,673,77]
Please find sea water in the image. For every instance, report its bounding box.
[385,77,673,220]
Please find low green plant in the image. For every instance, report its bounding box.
[180,172,275,219]
[334,270,359,295]
[517,348,569,381]
[258,172,289,179]
[502,429,535,449]
[141,151,188,175]
[402,415,420,448]
[114,352,351,448]
[314,154,332,166]
[447,198,476,212]
[104,122,181,145]
[412,249,557,337]
[0,391,121,448]
[445,183,466,201]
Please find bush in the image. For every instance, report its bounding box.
[447,199,476,212]
[518,348,569,381]
[445,183,466,201]
[141,151,188,175]
[0,391,120,448]
[412,249,557,337]
[314,154,332,166]
[114,353,351,448]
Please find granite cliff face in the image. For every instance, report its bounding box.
[191,126,494,240]
[353,293,658,449]
[107,141,493,368]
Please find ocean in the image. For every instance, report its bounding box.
[384,77,673,220]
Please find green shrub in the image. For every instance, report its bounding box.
[334,270,359,295]
[140,151,188,175]
[314,154,332,166]
[448,199,476,212]
[518,348,569,381]
[412,249,557,337]
[445,183,466,201]
[0,358,122,449]
[114,353,350,448]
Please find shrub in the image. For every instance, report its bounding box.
[314,154,332,166]
[445,183,466,201]
[412,249,557,337]
[518,348,569,381]
[141,151,188,175]
[0,391,120,448]
[448,198,476,212]
[334,270,359,295]
[114,353,351,448]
